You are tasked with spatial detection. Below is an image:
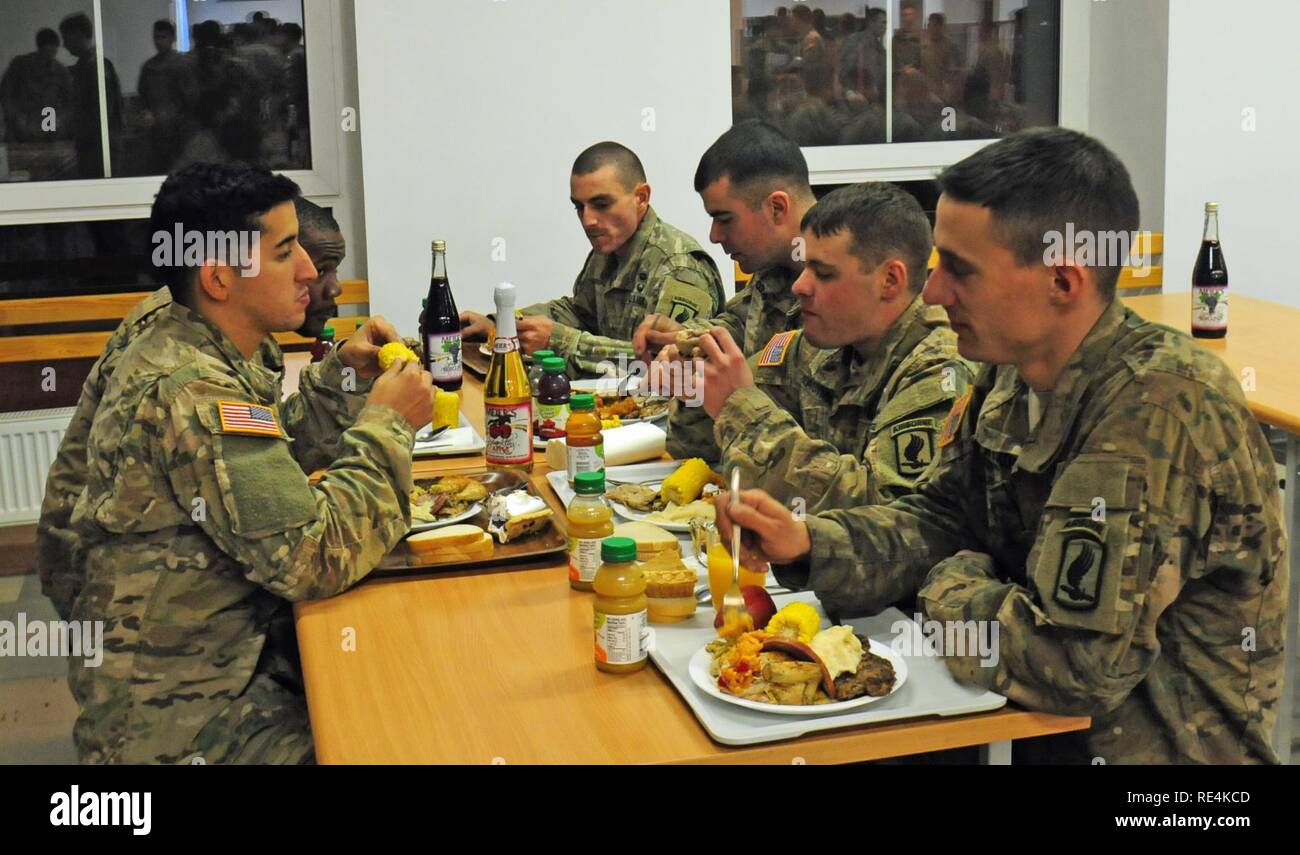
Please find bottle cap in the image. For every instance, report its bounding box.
[494,283,516,310]
[570,393,595,411]
[1205,202,1219,212]
[321,325,335,339]
[601,537,637,563]
[432,239,446,251]
[532,349,555,362]
[574,471,606,495]
[541,357,566,373]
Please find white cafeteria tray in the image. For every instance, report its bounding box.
[649,593,1007,746]
[412,411,486,457]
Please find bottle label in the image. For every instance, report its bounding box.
[493,336,518,354]
[1192,286,1228,331]
[568,537,602,583]
[485,402,533,464]
[536,402,569,439]
[594,609,648,666]
[426,331,463,382]
[566,443,605,482]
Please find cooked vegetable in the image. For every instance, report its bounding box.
[660,458,712,506]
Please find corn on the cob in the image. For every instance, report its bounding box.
[661,458,712,506]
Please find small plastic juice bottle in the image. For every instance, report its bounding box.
[565,393,604,486]
[593,537,648,674]
[528,349,554,433]
[537,357,571,440]
[568,471,614,592]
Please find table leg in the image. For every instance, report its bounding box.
[1278,433,1298,764]
[980,740,1011,765]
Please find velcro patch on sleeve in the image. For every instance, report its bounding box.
[936,388,973,448]
[216,400,285,438]
[757,330,800,367]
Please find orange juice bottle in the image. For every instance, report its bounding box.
[593,537,648,673]
[568,471,614,592]
[706,531,767,611]
[565,393,604,485]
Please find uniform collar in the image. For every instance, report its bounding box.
[165,301,285,401]
[807,293,937,408]
[975,298,1131,471]
[597,206,659,286]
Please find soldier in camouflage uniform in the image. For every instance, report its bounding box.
[459,141,722,376]
[37,197,348,622]
[689,183,972,515]
[644,121,815,458]
[719,129,1288,764]
[67,164,434,764]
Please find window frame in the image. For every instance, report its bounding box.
[794,0,1090,186]
[0,0,345,226]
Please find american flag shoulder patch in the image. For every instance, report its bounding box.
[757,330,799,367]
[215,400,284,438]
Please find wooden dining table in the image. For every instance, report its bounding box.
[292,361,1090,764]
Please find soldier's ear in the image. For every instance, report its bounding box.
[634,182,651,211]
[1048,263,1087,306]
[880,258,909,299]
[197,259,230,304]
[767,190,791,224]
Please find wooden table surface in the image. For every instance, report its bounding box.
[1122,292,1300,434]
[294,369,1089,764]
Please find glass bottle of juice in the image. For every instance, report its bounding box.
[568,471,614,592]
[593,536,648,674]
[309,325,335,363]
[537,357,570,441]
[565,393,603,485]
[484,283,533,471]
[705,525,768,612]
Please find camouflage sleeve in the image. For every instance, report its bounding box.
[36,359,112,620]
[162,378,415,602]
[916,391,1282,721]
[278,347,375,473]
[665,397,721,463]
[648,259,724,327]
[773,425,985,619]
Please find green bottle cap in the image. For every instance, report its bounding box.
[532,349,555,361]
[541,357,566,373]
[601,536,637,563]
[570,393,595,411]
[321,325,335,339]
[573,471,605,495]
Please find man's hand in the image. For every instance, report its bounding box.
[516,316,554,354]
[716,488,812,566]
[697,327,754,419]
[633,313,685,363]
[366,359,435,432]
[459,311,491,341]
[337,315,402,379]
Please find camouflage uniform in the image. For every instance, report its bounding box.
[715,297,970,513]
[780,299,1289,763]
[68,301,412,764]
[522,206,723,376]
[666,264,802,460]
[36,289,287,622]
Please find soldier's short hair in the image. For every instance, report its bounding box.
[936,127,1139,301]
[694,120,811,208]
[571,141,646,191]
[293,196,340,237]
[801,182,932,292]
[148,162,301,304]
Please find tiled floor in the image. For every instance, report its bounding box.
[2,567,1297,765]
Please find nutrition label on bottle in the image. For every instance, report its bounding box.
[594,610,647,666]
[568,538,602,583]
[566,444,604,482]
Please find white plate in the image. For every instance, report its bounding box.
[412,411,486,458]
[608,480,717,533]
[687,639,909,716]
[406,502,483,535]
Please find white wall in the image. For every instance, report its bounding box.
[1163,0,1300,306]
[1087,0,1167,233]
[354,0,733,333]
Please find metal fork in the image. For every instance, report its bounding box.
[719,466,753,636]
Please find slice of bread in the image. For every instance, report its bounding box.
[613,521,679,559]
[408,530,494,563]
[408,524,485,549]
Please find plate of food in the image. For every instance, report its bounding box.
[407,474,488,533]
[604,458,721,532]
[594,394,670,426]
[688,602,907,715]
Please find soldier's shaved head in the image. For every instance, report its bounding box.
[802,182,932,293]
[694,120,812,209]
[571,141,646,191]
